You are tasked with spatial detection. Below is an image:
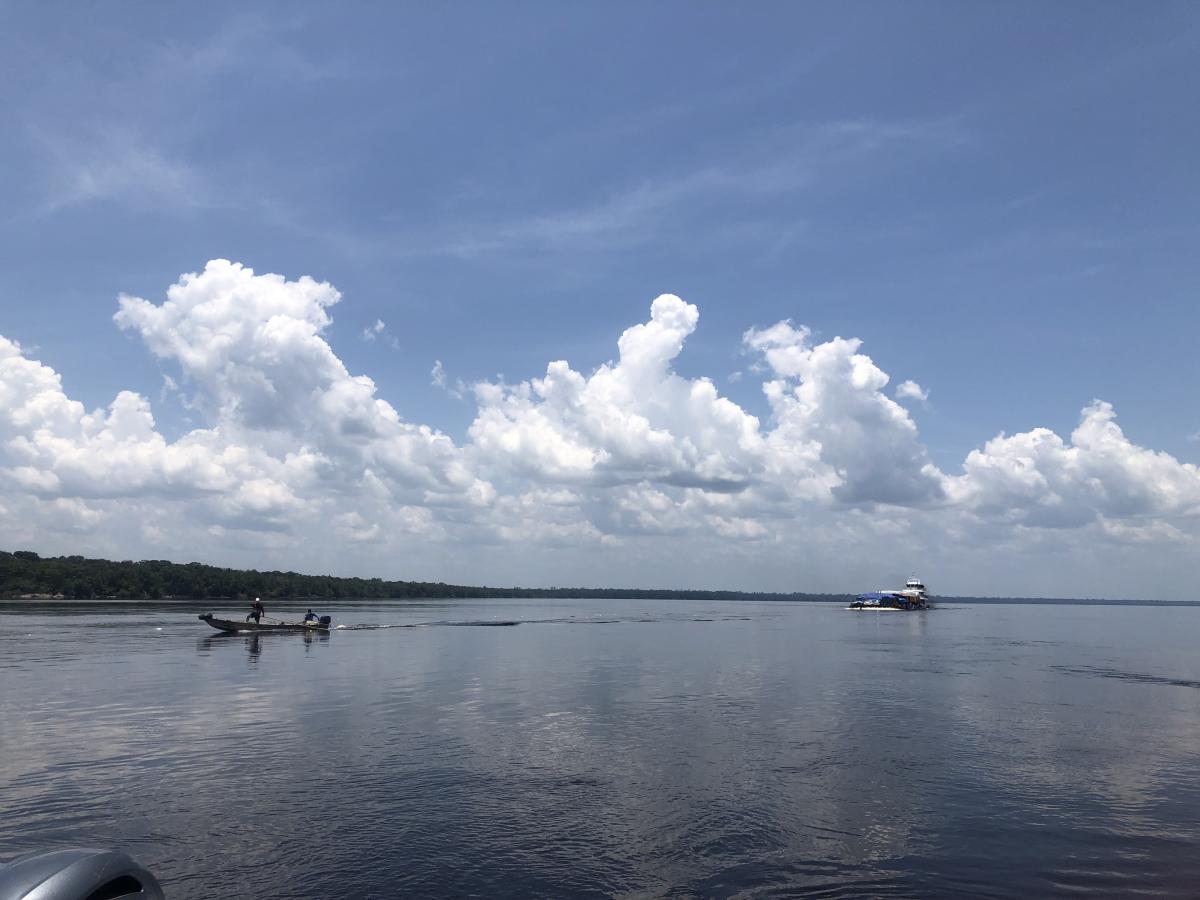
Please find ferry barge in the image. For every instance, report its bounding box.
[848,577,932,611]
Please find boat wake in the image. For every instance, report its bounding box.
[1051,664,1200,690]
[335,614,751,630]
[335,620,521,630]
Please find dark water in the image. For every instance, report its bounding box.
[3,599,1200,898]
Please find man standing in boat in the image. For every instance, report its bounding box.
[247,597,265,624]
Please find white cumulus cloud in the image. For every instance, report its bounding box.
[895,379,929,405]
[949,400,1200,528]
[2,260,1199,598]
[468,295,765,492]
[743,322,946,506]
[113,260,486,505]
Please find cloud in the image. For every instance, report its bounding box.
[743,322,946,506]
[31,126,203,214]
[0,336,235,499]
[155,12,347,84]
[895,380,929,405]
[8,12,359,229]
[400,117,968,259]
[431,360,465,400]
[2,260,1199,597]
[468,294,766,492]
[362,319,400,349]
[0,262,509,573]
[113,260,488,507]
[949,401,1200,528]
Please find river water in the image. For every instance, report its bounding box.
[2,598,1199,898]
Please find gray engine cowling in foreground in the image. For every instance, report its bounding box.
[0,848,164,900]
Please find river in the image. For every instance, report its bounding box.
[2,598,1199,898]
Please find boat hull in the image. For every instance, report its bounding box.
[198,614,330,634]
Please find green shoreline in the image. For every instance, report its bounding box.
[0,549,844,604]
[0,550,1190,606]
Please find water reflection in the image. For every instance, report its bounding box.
[3,601,1200,898]
[196,630,331,661]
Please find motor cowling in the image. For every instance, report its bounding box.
[0,848,164,900]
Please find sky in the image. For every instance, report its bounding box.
[1,2,1198,599]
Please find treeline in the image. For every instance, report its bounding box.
[0,550,845,603]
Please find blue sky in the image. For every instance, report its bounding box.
[1,3,1198,598]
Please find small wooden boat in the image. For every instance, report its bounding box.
[198,613,331,634]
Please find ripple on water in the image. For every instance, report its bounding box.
[4,600,1200,897]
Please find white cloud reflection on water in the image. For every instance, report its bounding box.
[3,600,1200,895]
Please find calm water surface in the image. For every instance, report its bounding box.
[2,599,1200,898]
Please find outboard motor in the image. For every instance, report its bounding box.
[318,615,332,626]
[0,848,164,900]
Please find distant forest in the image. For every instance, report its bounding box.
[0,550,844,603]
[0,550,1175,605]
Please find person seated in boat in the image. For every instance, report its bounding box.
[246,597,265,624]
[303,609,319,623]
